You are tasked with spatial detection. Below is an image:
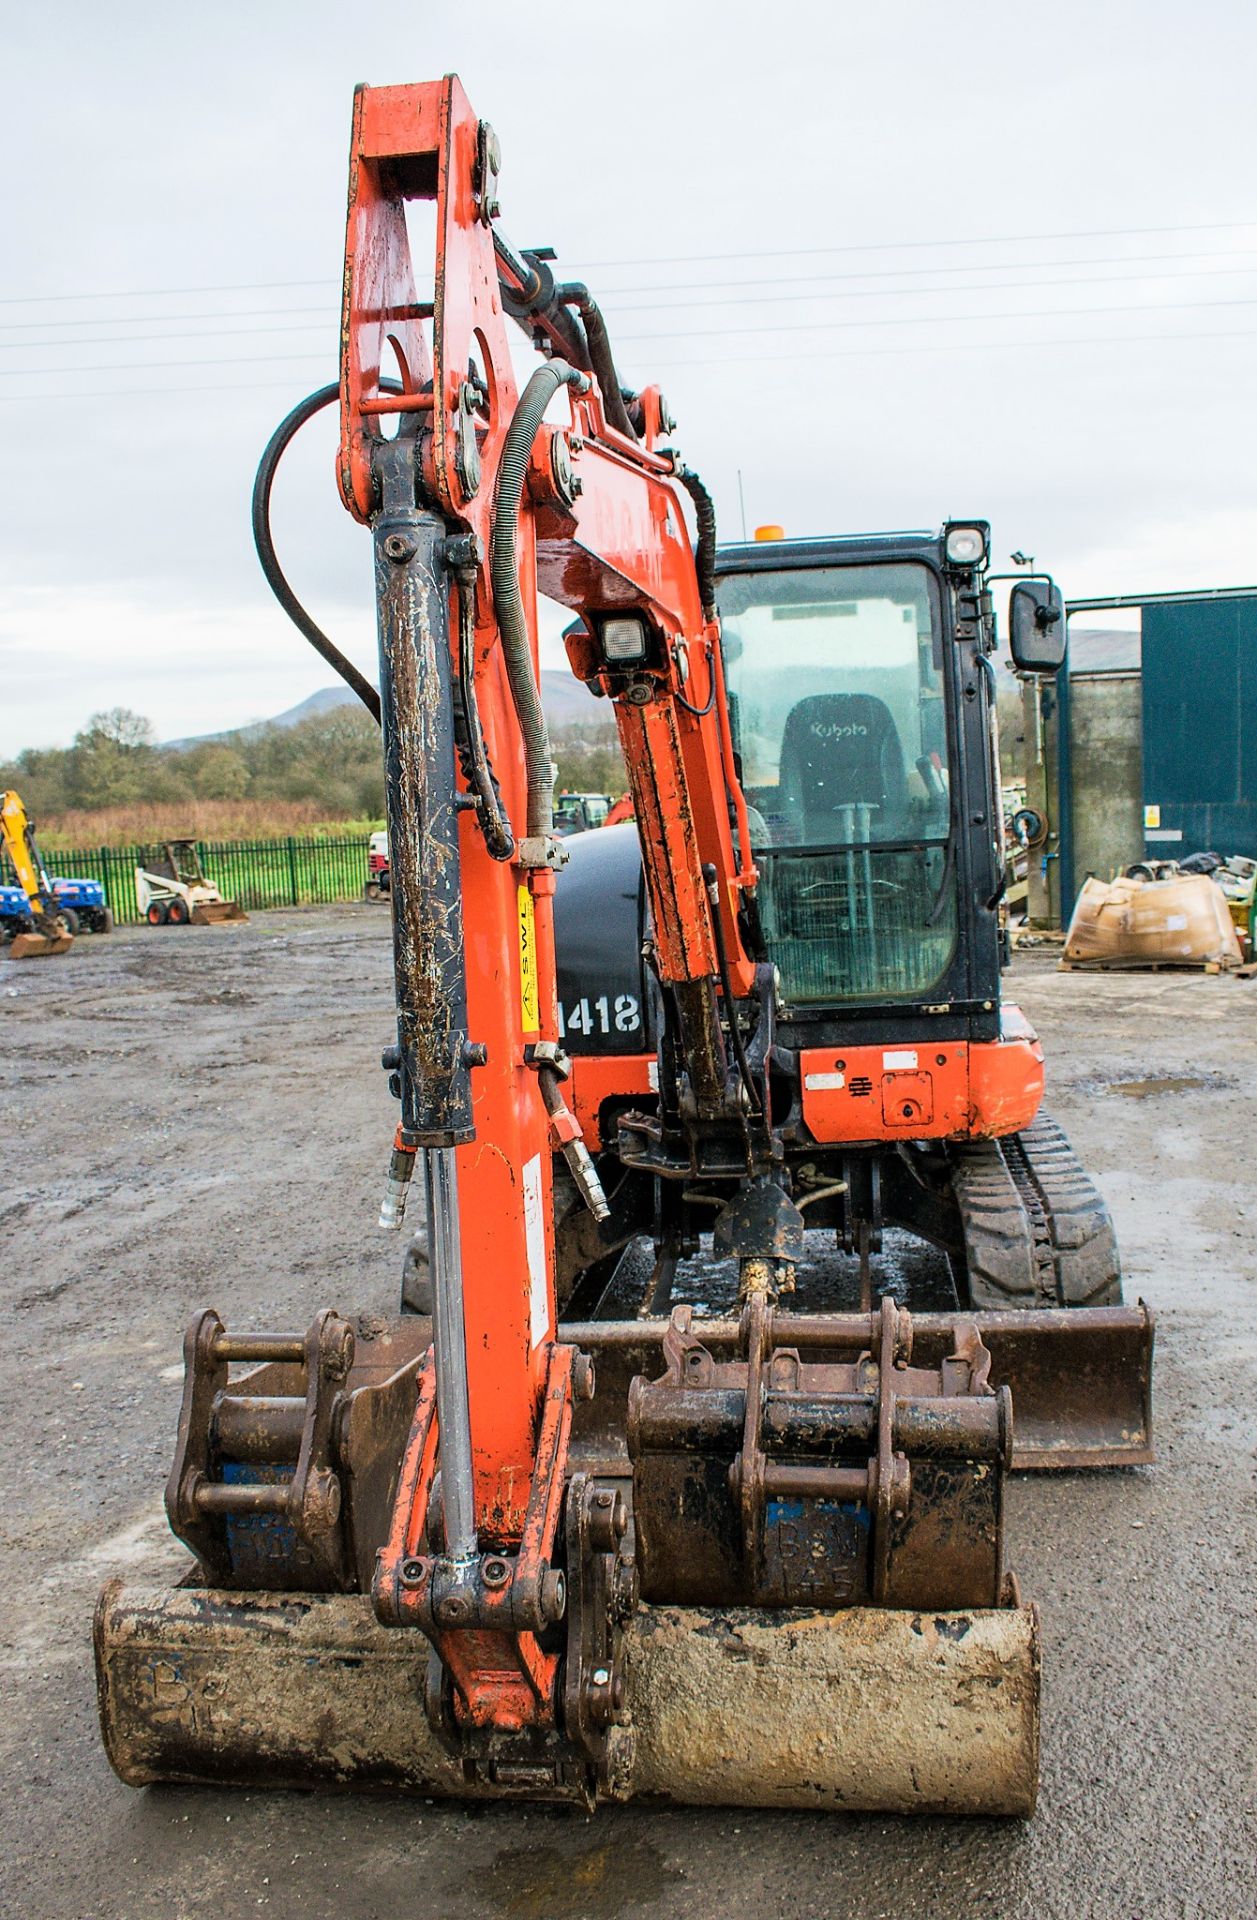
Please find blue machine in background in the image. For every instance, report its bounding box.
[0,873,112,936]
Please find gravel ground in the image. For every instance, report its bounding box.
[1,907,1253,1920]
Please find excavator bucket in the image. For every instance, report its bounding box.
[190,900,247,924]
[94,1304,1043,1817]
[10,925,73,958]
[96,1584,1039,1815]
[563,1305,1156,1472]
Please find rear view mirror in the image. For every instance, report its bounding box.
[1009,579,1066,673]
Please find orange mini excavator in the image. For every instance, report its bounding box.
[95,76,1153,1816]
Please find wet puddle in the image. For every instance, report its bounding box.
[1106,1074,1214,1099]
[487,1836,683,1919]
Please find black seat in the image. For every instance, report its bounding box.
[777,693,908,842]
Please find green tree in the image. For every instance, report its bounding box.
[187,744,250,800]
[67,708,158,809]
[0,744,72,817]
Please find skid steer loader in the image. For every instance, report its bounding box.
[95,76,1152,1818]
[135,839,246,925]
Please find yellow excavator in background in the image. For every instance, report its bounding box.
[0,791,74,958]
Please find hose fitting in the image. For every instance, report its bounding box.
[378,1126,418,1231]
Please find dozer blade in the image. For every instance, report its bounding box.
[95,1582,1039,1816]
[191,900,247,924]
[10,929,73,958]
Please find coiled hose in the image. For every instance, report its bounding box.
[490,359,590,841]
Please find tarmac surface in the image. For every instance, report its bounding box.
[1,906,1253,1920]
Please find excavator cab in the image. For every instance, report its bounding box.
[718,546,961,1008]
[551,526,1151,1466]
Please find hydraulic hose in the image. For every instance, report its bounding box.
[702,863,762,1117]
[554,283,638,441]
[671,463,718,622]
[252,382,401,725]
[452,555,515,861]
[490,359,590,841]
[494,234,593,371]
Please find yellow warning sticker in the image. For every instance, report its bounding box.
[517,884,539,1033]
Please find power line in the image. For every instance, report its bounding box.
[0,349,331,378]
[8,256,1257,355]
[3,287,1253,377]
[607,245,1257,300]
[611,293,1257,345]
[571,218,1257,274]
[5,218,1255,312]
[0,374,333,403]
[1,324,1252,403]
[600,261,1257,318]
[638,324,1257,373]
[0,319,335,354]
[0,277,333,310]
[0,301,335,336]
[6,245,1254,336]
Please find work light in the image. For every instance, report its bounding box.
[944,523,988,567]
[601,616,649,663]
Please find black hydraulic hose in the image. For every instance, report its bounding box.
[494,234,592,371]
[252,381,403,726]
[454,562,515,861]
[490,359,590,841]
[553,283,638,441]
[671,463,718,621]
[702,863,762,1116]
[674,651,717,719]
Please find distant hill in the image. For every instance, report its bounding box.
[164,671,605,751]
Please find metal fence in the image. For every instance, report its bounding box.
[52,836,373,925]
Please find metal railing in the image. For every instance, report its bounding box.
[50,836,374,925]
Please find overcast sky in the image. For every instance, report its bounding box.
[3,0,1255,756]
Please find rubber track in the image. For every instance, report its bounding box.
[950,1112,1122,1310]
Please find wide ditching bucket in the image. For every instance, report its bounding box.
[96,1583,1039,1815]
[94,1303,1047,1817]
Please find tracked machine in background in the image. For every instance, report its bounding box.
[1,790,75,957]
[95,77,1153,1817]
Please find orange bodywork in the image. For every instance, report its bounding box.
[568,1016,1042,1154]
[800,1007,1044,1144]
[569,1052,657,1148]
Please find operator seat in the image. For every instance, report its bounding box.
[776,693,908,843]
